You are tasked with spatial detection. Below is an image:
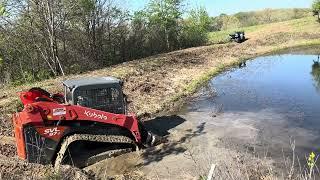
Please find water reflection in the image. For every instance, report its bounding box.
[311,55,320,91]
[186,54,320,151]
[238,61,247,68]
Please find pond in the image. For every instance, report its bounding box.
[180,53,320,159]
[140,50,320,179]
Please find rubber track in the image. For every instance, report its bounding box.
[54,134,137,169]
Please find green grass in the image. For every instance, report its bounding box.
[289,16,320,32]
[208,16,318,44]
[207,24,267,44]
[208,8,312,45]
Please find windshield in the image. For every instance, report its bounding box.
[75,87,124,114]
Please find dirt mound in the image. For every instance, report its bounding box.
[0,114,14,136]
[0,144,16,157]
[0,156,52,179]
[84,153,144,180]
[0,155,92,180]
[57,165,93,180]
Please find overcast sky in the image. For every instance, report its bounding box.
[128,0,313,16]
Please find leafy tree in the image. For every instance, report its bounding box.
[145,0,183,51]
[127,11,149,59]
[211,13,229,31]
[0,0,211,85]
[181,7,211,47]
[194,7,211,31]
[312,0,320,22]
[220,15,241,30]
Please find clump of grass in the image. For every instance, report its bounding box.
[186,139,320,180]
[306,151,318,179]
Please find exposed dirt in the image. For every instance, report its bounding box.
[0,144,16,157]
[84,112,278,179]
[84,153,145,179]
[0,155,91,180]
[0,17,319,179]
[0,136,16,157]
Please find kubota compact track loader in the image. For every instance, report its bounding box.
[13,77,162,167]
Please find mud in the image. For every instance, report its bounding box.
[54,134,136,168]
[0,136,16,157]
[84,153,144,179]
[0,155,92,179]
[85,114,276,179]
[0,114,13,136]
[142,114,275,179]
[0,144,16,157]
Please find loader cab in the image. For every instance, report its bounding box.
[63,77,126,114]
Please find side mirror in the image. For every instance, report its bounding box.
[119,80,124,87]
[122,94,129,115]
[123,94,128,103]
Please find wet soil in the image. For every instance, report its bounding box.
[0,155,90,180]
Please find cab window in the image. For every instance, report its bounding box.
[75,87,123,113]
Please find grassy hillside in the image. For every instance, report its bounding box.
[210,8,311,31]
[234,8,311,26]
[209,16,319,44]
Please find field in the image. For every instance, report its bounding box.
[0,16,320,179]
[208,16,319,44]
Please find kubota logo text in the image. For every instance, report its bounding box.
[84,110,108,120]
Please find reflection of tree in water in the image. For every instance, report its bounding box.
[311,55,320,91]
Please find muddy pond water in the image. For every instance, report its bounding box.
[138,52,320,179]
[181,53,320,158]
[90,50,320,179]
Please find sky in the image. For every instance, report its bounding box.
[128,0,313,17]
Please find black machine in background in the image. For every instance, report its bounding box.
[229,31,246,43]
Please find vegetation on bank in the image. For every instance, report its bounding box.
[0,0,212,85]
[0,0,314,86]
[210,8,311,31]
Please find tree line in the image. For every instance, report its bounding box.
[211,8,310,31]
[0,0,314,86]
[0,0,211,85]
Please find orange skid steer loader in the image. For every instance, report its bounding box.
[13,77,163,167]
